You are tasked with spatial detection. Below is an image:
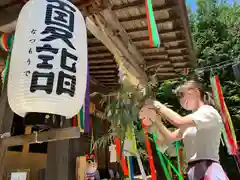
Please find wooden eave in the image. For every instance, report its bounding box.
[0,0,195,92]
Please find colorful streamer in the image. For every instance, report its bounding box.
[179,147,184,176]
[135,152,147,180]
[210,75,238,155]
[0,33,13,51]
[127,156,134,180]
[145,0,160,47]
[72,102,96,132]
[84,64,90,134]
[162,153,184,180]
[141,121,157,180]
[114,137,129,176]
[1,55,9,91]
[153,133,184,180]
[153,133,171,180]
[175,141,183,176]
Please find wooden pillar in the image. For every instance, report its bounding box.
[0,84,14,180]
[22,126,32,153]
[46,117,90,180]
[46,139,71,180]
[76,156,87,180]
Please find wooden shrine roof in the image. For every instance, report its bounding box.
[0,0,195,93]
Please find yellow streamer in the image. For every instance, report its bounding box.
[224,102,237,146]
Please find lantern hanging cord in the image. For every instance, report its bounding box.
[166,60,238,82]
[194,60,237,74]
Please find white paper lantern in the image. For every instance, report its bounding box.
[8,0,87,118]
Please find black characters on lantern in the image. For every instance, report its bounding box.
[56,71,76,97]
[29,0,78,97]
[36,44,59,69]
[42,0,76,49]
[30,72,54,94]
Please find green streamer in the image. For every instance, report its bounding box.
[153,133,171,180]
[2,55,10,91]
[2,35,13,91]
[146,0,160,47]
[162,153,184,180]
[80,106,85,129]
[90,130,94,153]
[175,141,181,174]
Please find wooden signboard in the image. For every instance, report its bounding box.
[76,156,87,180]
[7,169,30,180]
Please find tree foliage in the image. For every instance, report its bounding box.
[157,0,240,178]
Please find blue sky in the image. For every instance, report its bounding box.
[186,0,239,11]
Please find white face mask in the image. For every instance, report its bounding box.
[181,99,197,111]
[179,89,199,111]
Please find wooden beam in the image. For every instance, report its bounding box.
[145,56,168,60]
[1,127,81,147]
[111,0,176,11]
[90,69,116,74]
[101,9,146,65]
[86,16,148,85]
[119,11,179,25]
[127,22,181,33]
[146,61,171,70]
[92,74,116,78]
[97,78,117,82]
[22,126,32,153]
[132,31,183,42]
[177,0,196,65]
[157,72,177,76]
[89,59,114,64]
[89,55,113,60]
[88,45,108,52]
[148,67,175,72]
[88,52,112,58]
[89,64,117,69]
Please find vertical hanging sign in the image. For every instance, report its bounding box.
[8,0,88,118]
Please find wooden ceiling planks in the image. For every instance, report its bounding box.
[0,0,194,91]
[109,0,194,80]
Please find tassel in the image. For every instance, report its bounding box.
[141,122,157,180]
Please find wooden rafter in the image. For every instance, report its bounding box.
[86,16,148,85]
[101,9,146,65]
[111,0,176,11]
